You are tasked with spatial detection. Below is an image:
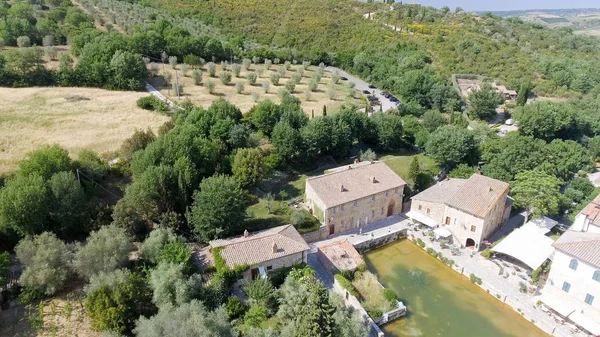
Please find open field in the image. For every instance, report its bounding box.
[0,87,169,174]
[148,63,364,115]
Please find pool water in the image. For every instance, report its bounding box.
[364,240,549,337]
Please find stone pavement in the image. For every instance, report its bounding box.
[409,226,589,337]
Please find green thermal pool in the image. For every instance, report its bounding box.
[364,240,549,337]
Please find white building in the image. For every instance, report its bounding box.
[541,195,600,335]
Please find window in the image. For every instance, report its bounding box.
[341,220,345,227]
[372,210,375,218]
[371,195,375,201]
[453,218,457,225]
[381,207,384,215]
[470,225,476,232]
[266,266,273,271]
[562,282,571,293]
[395,188,398,194]
[569,259,578,271]
[353,200,357,207]
[331,207,335,215]
[593,271,600,282]
[385,190,389,197]
[585,294,595,305]
[341,204,344,211]
[418,205,422,211]
[426,208,430,215]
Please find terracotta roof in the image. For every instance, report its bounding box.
[411,178,466,204]
[445,174,509,218]
[209,225,309,269]
[306,161,406,208]
[318,239,365,271]
[553,230,600,268]
[580,194,600,227]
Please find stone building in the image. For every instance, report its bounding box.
[305,161,406,235]
[209,225,309,281]
[407,174,512,249]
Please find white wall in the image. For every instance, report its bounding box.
[547,250,600,312]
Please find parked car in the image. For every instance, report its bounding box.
[362,90,371,95]
[341,76,348,81]
[368,84,376,89]
[389,96,399,102]
[381,91,389,97]
[368,95,378,101]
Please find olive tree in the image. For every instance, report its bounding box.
[73,224,133,280]
[247,72,257,85]
[219,71,232,85]
[16,232,73,296]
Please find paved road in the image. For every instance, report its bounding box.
[326,66,398,112]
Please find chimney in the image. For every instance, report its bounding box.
[488,186,493,192]
[272,242,278,253]
[340,185,345,192]
[369,176,377,183]
[354,159,359,165]
[348,165,352,170]
[243,230,249,238]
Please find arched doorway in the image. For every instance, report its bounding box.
[387,200,396,217]
[465,238,476,249]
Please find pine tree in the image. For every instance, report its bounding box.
[408,157,421,189]
[322,105,327,116]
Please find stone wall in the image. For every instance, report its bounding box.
[301,225,329,243]
[354,228,408,253]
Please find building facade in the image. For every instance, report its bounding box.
[408,174,511,249]
[541,196,600,335]
[305,161,406,236]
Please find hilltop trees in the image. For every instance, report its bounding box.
[425,126,475,168]
[511,169,561,217]
[187,175,247,241]
[467,84,504,120]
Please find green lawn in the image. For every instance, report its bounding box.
[379,151,440,185]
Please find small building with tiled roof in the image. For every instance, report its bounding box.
[541,194,600,336]
[407,173,511,249]
[209,225,309,280]
[305,161,406,235]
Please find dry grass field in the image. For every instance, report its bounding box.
[147,63,364,115]
[0,87,169,174]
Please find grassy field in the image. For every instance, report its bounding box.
[147,63,363,115]
[0,87,169,174]
[379,151,440,185]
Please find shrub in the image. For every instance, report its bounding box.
[235,82,245,94]
[481,248,493,259]
[256,66,265,78]
[17,36,31,48]
[219,71,232,85]
[270,73,280,86]
[308,79,319,92]
[383,288,398,307]
[334,274,359,298]
[292,73,302,83]
[183,54,203,67]
[168,56,178,69]
[180,64,189,76]
[264,59,272,70]
[232,63,241,77]
[416,238,425,248]
[284,60,291,70]
[205,79,216,94]
[285,80,296,93]
[252,91,260,103]
[242,58,251,70]
[469,273,482,285]
[247,72,257,85]
[327,88,337,100]
[366,308,383,319]
[136,96,169,112]
[262,81,270,93]
[277,67,286,78]
[244,305,267,327]
[207,62,216,77]
[426,248,436,256]
[191,70,203,85]
[226,296,248,320]
[304,90,311,101]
